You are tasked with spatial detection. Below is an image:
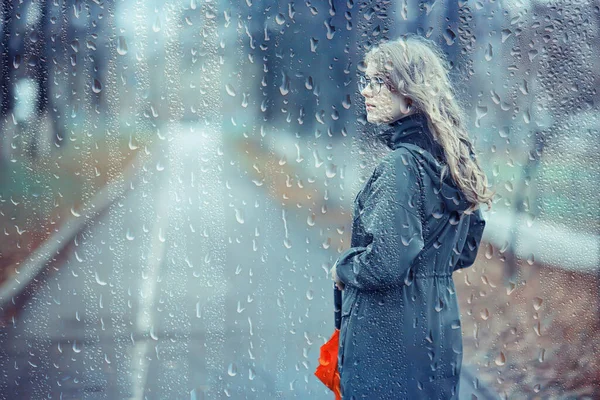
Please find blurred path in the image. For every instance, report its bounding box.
[0,123,497,399]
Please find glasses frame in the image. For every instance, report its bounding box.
[358,75,386,94]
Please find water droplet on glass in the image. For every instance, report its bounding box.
[92,79,102,94]
[227,363,237,376]
[225,83,236,96]
[484,43,493,61]
[95,271,107,286]
[475,105,488,128]
[235,208,244,224]
[279,71,290,96]
[72,340,82,353]
[117,36,128,55]
[275,13,286,25]
[443,29,456,46]
[152,16,161,32]
[494,351,506,366]
[533,321,542,336]
[480,308,490,320]
[310,37,318,53]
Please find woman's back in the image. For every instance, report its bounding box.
[335,113,486,399]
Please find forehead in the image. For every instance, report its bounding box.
[364,62,383,78]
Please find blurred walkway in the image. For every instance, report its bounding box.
[0,124,498,399]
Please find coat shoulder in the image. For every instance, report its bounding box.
[378,146,421,176]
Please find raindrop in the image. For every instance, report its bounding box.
[475,105,488,127]
[313,149,324,168]
[279,71,290,96]
[323,18,336,39]
[227,363,237,376]
[484,43,493,61]
[248,367,256,380]
[128,134,138,150]
[532,297,543,310]
[528,49,538,62]
[117,36,128,56]
[494,351,506,366]
[126,229,135,241]
[150,326,159,340]
[533,321,541,336]
[325,164,337,178]
[225,83,236,96]
[95,271,107,286]
[519,79,529,95]
[526,253,535,265]
[306,290,314,300]
[275,13,285,25]
[538,348,545,363]
[310,37,318,53]
[72,340,82,353]
[235,208,245,224]
[480,308,490,320]
[237,301,245,313]
[435,297,444,312]
[443,29,456,46]
[506,281,516,295]
[523,108,531,124]
[152,16,161,32]
[342,95,351,109]
[92,79,102,94]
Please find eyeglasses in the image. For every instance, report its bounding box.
[358,75,386,94]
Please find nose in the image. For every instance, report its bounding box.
[361,86,372,98]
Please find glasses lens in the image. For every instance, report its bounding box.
[358,76,366,91]
[374,78,383,93]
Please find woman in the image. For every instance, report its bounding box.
[330,34,495,399]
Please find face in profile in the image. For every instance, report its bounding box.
[360,62,413,125]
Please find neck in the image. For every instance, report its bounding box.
[377,112,445,162]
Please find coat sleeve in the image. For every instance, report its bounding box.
[335,153,425,292]
[454,207,486,271]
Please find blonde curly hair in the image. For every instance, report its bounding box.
[363,34,495,213]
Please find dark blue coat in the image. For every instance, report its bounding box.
[335,112,486,399]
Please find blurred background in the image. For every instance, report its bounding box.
[0,0,598,399]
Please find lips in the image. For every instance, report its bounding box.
[366,104,375,111]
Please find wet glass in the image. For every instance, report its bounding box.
[0,1,598,399]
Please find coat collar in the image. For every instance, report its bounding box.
[377,112,445,162]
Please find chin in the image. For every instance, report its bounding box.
[366,113,382,125]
